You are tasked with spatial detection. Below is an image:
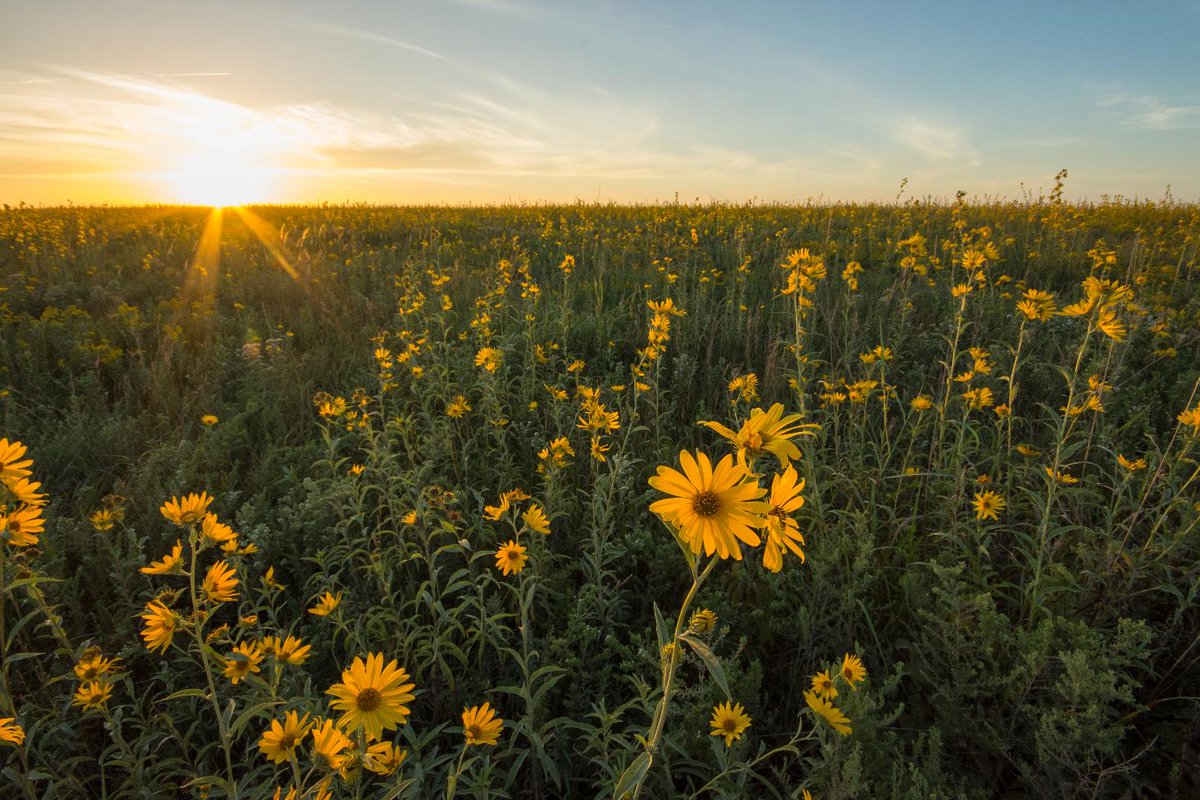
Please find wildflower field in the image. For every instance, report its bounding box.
[1,189,1199,799]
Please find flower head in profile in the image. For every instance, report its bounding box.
[1117,454,1147,473]
[763,465,806,571]
[223,641,264,685]
[259,711,313,764]
[804,690,852,735]
[202,561,239,603]
[0,439,33,488]
[1016,289,1057,321]
[364,740,407,775]
[522,504,550,535]
[72,681,113,711]
[263,635,312,665]
[200,514,237,546]
[494,541,528,576]
[310,719,352,771]
[688,609,718,634]
[139,600,178,654]
[971,490,1005,521]
[701,404,817,470]
[1178,404,1200,432]
[141,540,184,575]
[648,450,768,560]
[840,653,867,687]
[7,478,45,507]
[0,717,24,746]
[709,701,751,746]
[161,492,213,526]
[462,702,504,746]
[309,591,342,617]
[326,653,416,741]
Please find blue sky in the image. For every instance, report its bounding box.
[1,0,1197,204]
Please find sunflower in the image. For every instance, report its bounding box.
[223,641,264,685]
[839,653,867,687]
[522,504,550,535]
[326,653,416,741]
[462,702,504,746]
[701,403,817,470]
[72,681,113,711]
[90,509,117,532]
[141,540,184,575]
[0,717,24,746]
[200,514,237,546]
[494,541,528,576]
[310,718,352,771]
[804,690,852,735]
[1117,454,1147,472]
[688,608,718,633]
[74,649,120,682]
[810,670,838,700]
[364,740,407,775]
[6,478,45,507]
[971,490,1005,521]
[308,591,342,616]
[648,450,767,560]
[763,464,806,571]
[139,600,178,654]
[1,505,44,547]
[160,492,214,526]
[202,561,239,603]
[259,711,313,764]
[708,701,751,746]
[263,635,312,665]
[0,439,33,488]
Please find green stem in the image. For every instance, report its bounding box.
[444,744,469,800]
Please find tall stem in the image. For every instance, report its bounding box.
[187,532,236,795]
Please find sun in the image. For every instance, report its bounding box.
[168,151,274,207]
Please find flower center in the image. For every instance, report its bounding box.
[722,718,738,733]
[465,724,482,740]
[357,687,382,712]
[692,491,721,518]
[281,734,297,749]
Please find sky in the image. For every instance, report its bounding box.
[1,0,1198,205]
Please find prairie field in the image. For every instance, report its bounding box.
[2,195,1200,799]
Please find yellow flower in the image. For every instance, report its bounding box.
[140,600,178,654]
[810,670,837,700]
[910,395,934,412]
[462,702,504,746]
[1016,444,1040,457]
[74,649,119,682]
[494,541,528,576]
[1016,289,1057,321]
[962,387,994,410]
[364,740,407,775]
[7,478,45,507]
[763,465,806,572]
[141,540,184,575]
[202,560,239,603]
[309,591,342,617]
[89,508,117,532]
[0,717,25,746]
[972,490,1005,521]
[1178,405,1200,431]
[223,641,264,685]
[474,346,503,373]
[310,718,352,771]
[1117,454,1147,472]
[701,403,817,470]
[1,505,44,547]
[1045,466,1079,485]
[259,711,313,764]
[160,492,214,526]
[0,439,33,488]
[201,414,218,426]
[804,690,852,735]
[689,608,718,633]
[200,514,236,546]
[263,635,312,665]
[347,464,364,477]
[326,653,416,741]
[709,701,751,746]
[446,395,471,418]
[840,653,868,687]
[522,504,550,535]
[649,450,768,560]
[72,681,113,711]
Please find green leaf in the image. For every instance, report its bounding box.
[652,603,669,651]
[679,632,731,700]
[231,699,283,737]
[612,751,652,800]
[161,688,208,702]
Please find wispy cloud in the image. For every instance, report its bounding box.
[892,116,976,163]
[272,19,451,62]
[1096,91,1200,130]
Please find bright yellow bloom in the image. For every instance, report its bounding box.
[201,414,219,426]
[701,403,817,470]
[223,641,264,685]
[90,508,117,532]
[763,465,806,572]
[1016,289,1057,321]
[972,490,1005,521]
[840,653,867,687]
[1117,454,1147,472]
[648,450,768,560]
[139,600,178,654]
[72,681,113,711]
[804,690,852,735]
[709,701,751,746]
[309,591,342,616]
[259,711,313,764]
[263,635,312,665]
[0,717,24,746]
[0,439,33,488]
[1045,466,1079,485]
[446,395,471,418]
[810,670,837,700]
[1,505,44,547]
[462,702,504,746]
[7,478,45,507]
[474,346,503,373]
[201,514,237,546]
[522,504,550,535]
[74,650,120,682]
[1178,405,1200,431]
[494,541,528,576]
[910,395,934,411]
[160,492,213,526]
[202,561,239,603]
[140,540,184,575]
[1016,444,1040,457]
[962,387,994,410]
[326,653,416,741]
[310,719,352,771]
[364,740,407,775]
